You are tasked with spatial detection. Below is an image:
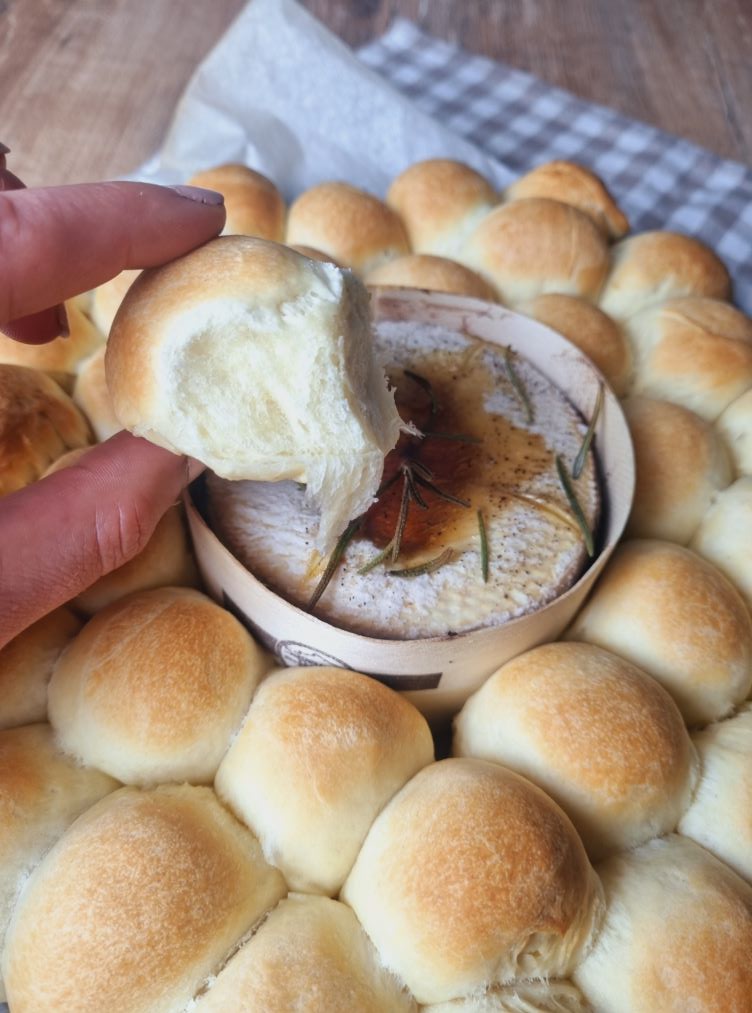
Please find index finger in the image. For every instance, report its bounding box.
[0,181,225,324]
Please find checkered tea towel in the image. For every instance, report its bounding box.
[358,19,752,314]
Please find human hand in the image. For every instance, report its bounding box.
[0,147,226,645]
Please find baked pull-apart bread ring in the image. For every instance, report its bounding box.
[459,198,610,306]
[0,301,103,391]
[386,158,498,257]
[342,758,603,1006]
[505,160,629,240]
[189,163,287,241]
[365,253,498,301]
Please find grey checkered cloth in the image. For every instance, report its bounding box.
[359,19,752,315]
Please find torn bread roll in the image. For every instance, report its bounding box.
[189,163,286,241]
[624,297,752,420]
[2,784,287,1013]
[365,253,498,302]
[717,387,752,476]
[341,758,602,1005]
[460,199,610,306]
[0,724,117,1001]
[678,704,752,883]
[573,836,752,1013]
[386,159,497,257]
[105,236,402,551]
[567,539,752,726]
[505,160,629,240]
[454,642,698,860]
[690,476,752,608]
[286,181,410,275]
[424,981,592,1013]
[623,396,732,544]
[0,608,81,730]
[519,293,631,396]
[598,231,732,320]
[0,301,103,390]
[194,894,418,1012]
[215,667,433,895]
[48,588,266,785]
[0,364,91,496]
[72,346,122,442]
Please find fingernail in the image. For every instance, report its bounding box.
[0,143,10,155]
[168,184,224,206]
[56,303,70,338]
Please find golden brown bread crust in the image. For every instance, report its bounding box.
[365,253,498,301]
[72,345,122,442]
[286,181,410,274]
[0,608,81,730]
[386,159,498,255]
[717,387,752,476]
[342,758,602,1005]
[48,587,266,785]
[215,666,434,895]
[289,243,340,264]
[599,231,732,319]
[623,396,732,543]
[0,364,91,496]
[0,302,103,390]
[2,784,287,1013]
[520,293,631,395]
[460,198,611,306]
[505,161,629,240]
[189,163,286,240]
[574,835,752,1013]
[567,539,752,726]
[89,269,140,337]
[454,642,698,859]
[625,296,752,420]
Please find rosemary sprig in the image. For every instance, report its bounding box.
[422,431,482,445]
[307,518,362,611]
[391,469,413,562]
[503,347,535,424]
[572,383,604,480]
[412,470,471,508]
[389,548,454,578]
[404,369,438,415]
[477,509,489,583]
[555,455,595,558]
[402,461,429,509]
[357,539,395,575]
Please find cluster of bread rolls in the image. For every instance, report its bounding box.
[1,156,752,1010]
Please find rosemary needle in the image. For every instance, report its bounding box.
[357,539,395,575]
[404,369,439,415]
[307,518,361,611]
[503,347,535,424]
[477,509,489,583]
[555,455,595,558]
[389,548,454,578]
[573,383,604,480]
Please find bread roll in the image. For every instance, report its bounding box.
[460,199,610,306]
[289,244,340,264]
[48,587,266,785]
[365,253,498,301]
[189,163,286,240]
[505,161,629,240]
[690,477,752,608]
[717,387,752,476]
[599,231,732,320]
[623,396,732,544]
[520,293,631,396]
[625,297,752,420]
[2,783,287,1013]
[0,364,91,496]
[573,835,752,1012]
[286,181,409,275]
[386,159,497,256]
[678,704,752,882]
[567,539,752,725]
[0,608,81,730]
[215,666,433,894]
[105,236,401,551]
[341,758,602,1005]
[0,301,103,390]
[89,269,140,336]
[72,345,121,441]
[454,642,698,859]
[0,723,117,1001]
[195,894,417,1012]
[424,981,592,1013]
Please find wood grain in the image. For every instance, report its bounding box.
[0,0,749,189]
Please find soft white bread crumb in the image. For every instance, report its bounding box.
[424,980,592,1012]
[105,237,401,551]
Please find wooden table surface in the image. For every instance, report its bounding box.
[0,0,750,189]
